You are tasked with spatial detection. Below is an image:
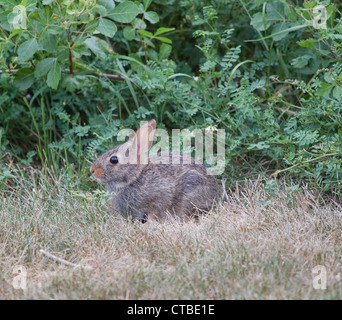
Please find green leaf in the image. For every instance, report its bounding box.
[107,1,139,23]
[8,29,22,41]
[84,36,108,59]
[8,5,27,30]
[84,20,100,33]
[144,11,159,24]
[159,43,172,60]
[41,32,57,53]
[136,29,153,37]
[71,44,92,58]
[97,18,117,37]
[316,83,333,99]
[143,0,152,10]
[93,4,106,16]
[147,49,158,61]
[128,53,142,72]
[250,12,271,31]
[34,57,54,78]
[266,2,286,21]
[42,0,54,5]
[98,0,115,11]
[75,125,90,137]
[132,18,146,30]
[333,85,342,100]
[18,38,38,62]
[46,26,63,35]
[324,71,335,84]
[284,2,297,22]
[297,39,318,49]
[123,27,135,40]
[155,27,174,36]
[14,67,35,90]
[1,0,18,8]
[271,22,293,41]
[46,59,61,90]
[248,141,270,150]
[155,36,172,44]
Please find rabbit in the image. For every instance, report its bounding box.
[90,119,221,221]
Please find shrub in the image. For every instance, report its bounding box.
[0,0,341,195]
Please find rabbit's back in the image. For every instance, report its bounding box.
[110,152,220,220]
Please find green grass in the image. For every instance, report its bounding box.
[1,171,342,299]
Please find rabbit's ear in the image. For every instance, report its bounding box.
[132,120,156,164]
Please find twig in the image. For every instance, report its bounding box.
[0,69,124,80]
[98,72,124,80]
[271,153,339,177]
[29,58,35,69]
[70,23,87,47]
[40,249,93,270]
[0,25,16,45]
[66,27,73,76]
[221,178,229,203]
[105,36,114,53]
[1,151,11,160]
[0,69,18,74]
[269,86,290,100]
[258,103,297,116]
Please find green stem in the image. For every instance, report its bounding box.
[272,153,339,176]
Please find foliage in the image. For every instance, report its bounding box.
[0,0,341,195]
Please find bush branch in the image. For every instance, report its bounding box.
[0,69,124,80]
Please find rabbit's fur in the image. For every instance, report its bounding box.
[90,120,220,221]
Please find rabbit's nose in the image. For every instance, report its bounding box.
[90,165,95,174]
[90,166,105,179]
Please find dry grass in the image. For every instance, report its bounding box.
[1,172,342,299]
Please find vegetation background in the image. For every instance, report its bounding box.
[0,0,341,299]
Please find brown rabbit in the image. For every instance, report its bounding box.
[90,120,220,221]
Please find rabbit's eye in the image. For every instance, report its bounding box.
[110,156,119,164]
